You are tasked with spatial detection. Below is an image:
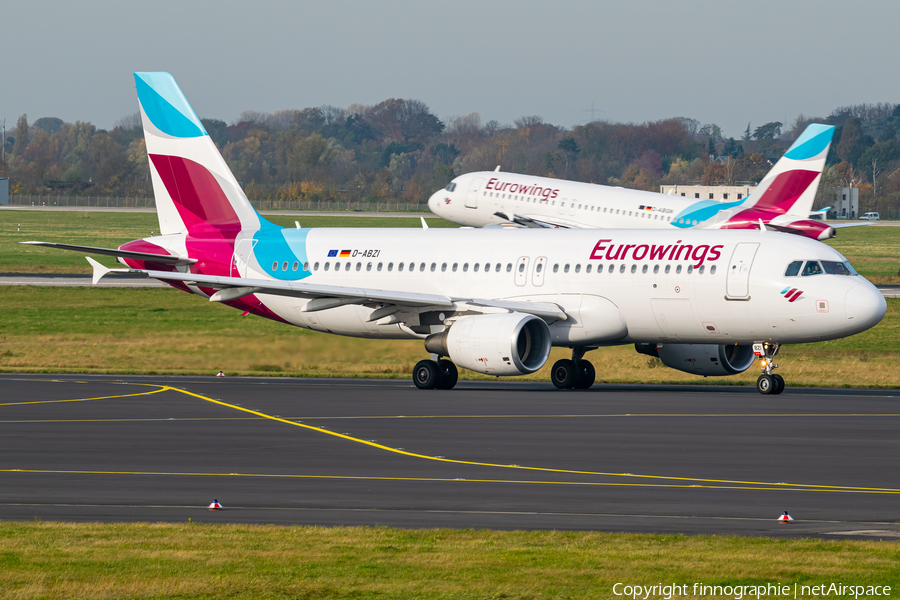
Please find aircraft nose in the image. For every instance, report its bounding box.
[844,282,886,332]
[428,190,443,215]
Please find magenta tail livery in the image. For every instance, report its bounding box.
[429,124,838,240]
[23,73,886,394]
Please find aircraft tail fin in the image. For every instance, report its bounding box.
[741,124,835,217]
[135,72,269,237]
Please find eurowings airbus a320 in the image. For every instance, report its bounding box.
[24,73,886,394]
[428,124,843,240]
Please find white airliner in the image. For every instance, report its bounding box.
[24,73,886,394]
[428,124,841,241]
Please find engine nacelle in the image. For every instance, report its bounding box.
[426,313,551,376]
[636,343,755,376]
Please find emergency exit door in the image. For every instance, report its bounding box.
[725,242,759,299]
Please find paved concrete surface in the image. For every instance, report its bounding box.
[2,374,899,538]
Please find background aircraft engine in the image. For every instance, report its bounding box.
[635,343,755,376]
[426,313,552,376]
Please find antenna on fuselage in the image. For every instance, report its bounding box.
[494,165,501,172]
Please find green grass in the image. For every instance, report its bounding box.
[0,286,898,387]
[824,225,900,283]
[0,522,898,599]
[0,210,454,273]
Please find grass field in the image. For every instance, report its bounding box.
[0,210,454,273]
[0,286,897,386]
[1,522,898,599]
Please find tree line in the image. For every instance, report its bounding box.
[2,100,899,215]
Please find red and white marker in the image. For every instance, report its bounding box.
[216,371,225,378]
[777,511,793,523]
[208,499,222,511]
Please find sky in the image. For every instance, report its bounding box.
[3,0,899,139]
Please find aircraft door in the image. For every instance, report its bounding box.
[465,177,484,209]
[532,256,546,286]
[726,242,759,299]
[233,238,257,278]
[515,256,530,286]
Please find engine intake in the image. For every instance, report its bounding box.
[636,343,755,376]
[426,313,552,376]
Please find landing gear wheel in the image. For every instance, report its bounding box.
[771,374,785,395]
[756,374,774,395]
[551,359,577,389]
[413,359,440,390]
[573,360,596,389]
[436,359,458,390]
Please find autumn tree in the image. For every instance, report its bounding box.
[12,114,28,156]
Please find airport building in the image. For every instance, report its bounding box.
[659,185,756,202]
[833,186,859,219]
[0,177,9,205]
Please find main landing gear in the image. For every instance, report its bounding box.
[551,347,596,390]
[413,356,459,390]
[755,342,785,395]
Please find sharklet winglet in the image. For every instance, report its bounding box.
[86,257,111,285]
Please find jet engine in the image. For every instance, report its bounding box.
[635,343,755,376]
[426,313,552,376]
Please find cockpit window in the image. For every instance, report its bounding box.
[801,261,824,276]
[822,260,857,276]
[444,182,457,192]
[784,261,802,277]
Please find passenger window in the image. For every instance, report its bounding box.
[518,263,525,272]
[463,263,469,272]
[698,265,705,274]
[408,262,414,271]
[345,262,350,270]
[282,261,288,271]
[452,263,458,272]
[631,265,637,273]
[597,264,604,273]
[303,262,309,271]
[313,262,319,271]
[441,263,447,272]
[536,263,543,273]
[431,263,436,272]
[641,265,648,274]
[292,261,298,271]
[653,265,659,274]
[356,262,362,271]
[495,263,501,272]
[272,261,278,271]
[564,264,570,273]
[388,262,394,271]
[665,265,670,274]
[687,265,694,274]
[474,263,479,272]
[619,264,626,273]
[553,264,559,273]
[585,264,591,273]
[377,262,383,271]
[785,261,802,276]
[801,261,823,276]
[676,265,682,274]
[324,262,330,271]
[367,262,372,271]
[506,263,512,272]
[420,263,426,271]
[398,263,404,272]
[710,265,716,274]
[334,262,341,271]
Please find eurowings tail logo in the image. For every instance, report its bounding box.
[780,287,804,303]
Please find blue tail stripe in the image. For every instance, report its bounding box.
[783,124,834,160]
[135,72,207,138]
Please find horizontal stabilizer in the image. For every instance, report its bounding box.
[22,241,196,265]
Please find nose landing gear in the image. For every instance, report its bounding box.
[754,343,785,395]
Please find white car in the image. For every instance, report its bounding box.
[860,212,880,220]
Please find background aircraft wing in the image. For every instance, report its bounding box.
[21,241,197,265]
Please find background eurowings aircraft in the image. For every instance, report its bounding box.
[428,125,841,241]
[24,73,885,394]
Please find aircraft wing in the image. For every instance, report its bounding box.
[86,258,567,321]
[831,221,876,228]
[22,241,197,265]
[493,212,571,229]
